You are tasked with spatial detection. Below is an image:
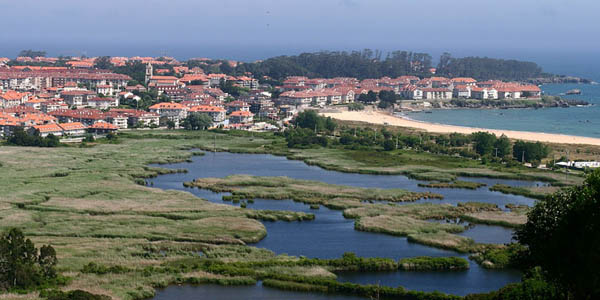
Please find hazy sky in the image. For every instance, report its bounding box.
[0,0,598,67]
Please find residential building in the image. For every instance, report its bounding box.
[229,110,254,124]
[148,102,188,126]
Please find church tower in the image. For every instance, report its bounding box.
[145,63,153,85]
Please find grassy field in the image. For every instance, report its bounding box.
[0,129,582,299]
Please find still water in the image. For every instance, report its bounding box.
[408,83,600,138]
[149,152,530,297]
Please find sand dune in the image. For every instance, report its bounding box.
[321,110,600,146]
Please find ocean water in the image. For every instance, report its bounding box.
[408,83,600,138]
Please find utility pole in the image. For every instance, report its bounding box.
[494,147,498,158]
[566,150,570,180]
[522,151,525,164]
[354,127,356,137]
[396,134,399,149]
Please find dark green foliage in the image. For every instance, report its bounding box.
[219,79,249,97]
[111,62,147,85]
[494,135,512,158]
[465,268,564,300]
[515,170,600,299]
[81,262,130,275]
[83,134,95,142]
[347,103,364,111]
[18,50,46,58]
[378,90,397,108]
[512,141,550,163]
[285,128,328,148]
[234,50,433,80]
[383,139,396,151]
[294,110,336,132]
[166,120,176,130]
[0,228,57,290]
[358,91,377,103]
[469,244,525,269]
[398,256,469,271]
[94,56,112,69]
[181,113,213,130]
[7,128,60,147]
[472,132,497,156]
[436,54,545,81]
[41,289,111,300]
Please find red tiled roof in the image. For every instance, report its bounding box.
[59,122,87,131]
[148,102,187,110]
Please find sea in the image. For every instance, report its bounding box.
[408,82,600,138]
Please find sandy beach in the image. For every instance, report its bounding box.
[321,110,600,146]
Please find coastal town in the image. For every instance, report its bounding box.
[0,54,548,140]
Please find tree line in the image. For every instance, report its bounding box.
[436,53,547,81]
[234,50,434,81]
[285,111,550,165]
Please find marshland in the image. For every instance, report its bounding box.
[0,128,588,299]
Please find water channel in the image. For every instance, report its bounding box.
[149,152,533,298]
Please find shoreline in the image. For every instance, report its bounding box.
[321,110,600,146]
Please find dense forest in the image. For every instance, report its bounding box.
[234,50,434,80]
[435,52,547,81]
[230,50,550,81]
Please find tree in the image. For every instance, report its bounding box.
[493,134,512,158]
[18,50,46,58]
[293,110,336,133]
[38,245,57,279]
[515,170,600,299]
[0,228,57,289]
[471,132,496,156]
[358,91,378,103]
[513,141,550,163]
[347,103,364,111]
[181,113,213,130]
[383,139,396,151]
[166,120,176,130]
[94,56,112,69]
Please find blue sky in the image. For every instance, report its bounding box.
[0,0,598,73]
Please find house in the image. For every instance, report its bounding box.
[24,98,46,110]
[421,88,453,100]
[1,91,29,108]
[235,76,259,89]
[87,97,119,109]
[229,110,254,124]
[451,77,477,86]
[400,85,423,100]
[188,105,227,124]
[104,111,128,129]
[59,122,87,136]
[109,109,160,127]
[49,109,106,126]
[279,105,297,119]
[496,87,521,100]
[96,84,114,96]
[41,100,68,113]
[32,123,63,137]
[88,122,119,135]
[453,85,472,99]
[61,90,95,108]
[148,102,188,126]
[225,101,250,114]
[471,87,498,100]
[520,85,542,98]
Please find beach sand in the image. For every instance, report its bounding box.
[321,110,600,146]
